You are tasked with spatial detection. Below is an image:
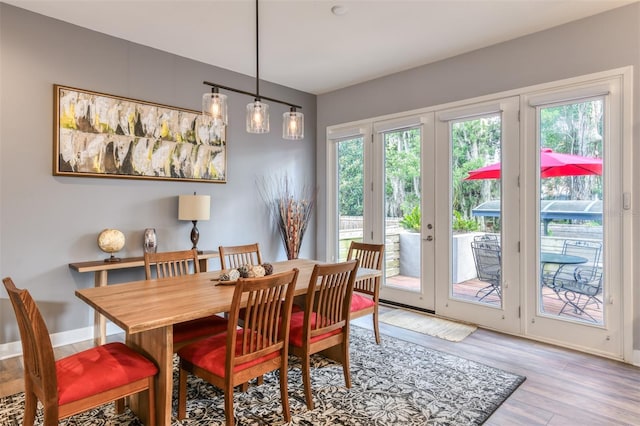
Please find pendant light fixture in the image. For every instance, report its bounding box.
[201,0,303,140]
[283,107,304,140]
[202,86,228,127]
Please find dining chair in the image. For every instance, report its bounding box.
[346,241,384,344]
[218,243,262,269]
[2,277,158,426]
[552,265,603,322]
[144,249,228,351]
[288,259,359,410]
[470,241,502,301]
[177,269,299,425]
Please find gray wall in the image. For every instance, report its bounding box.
[0,4,316,344]
[316,4,640,347]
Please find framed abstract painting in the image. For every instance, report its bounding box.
[53,84,226,183]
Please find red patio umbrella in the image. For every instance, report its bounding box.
[465,148,602,180]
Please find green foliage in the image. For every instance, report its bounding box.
[400,206,421,232]
[385,129,421,218]
[452,211,479,232]
[338,137,364,216]
[335,100,602,236]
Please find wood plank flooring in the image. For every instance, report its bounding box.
[2,306,639,425]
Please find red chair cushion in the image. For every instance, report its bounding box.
[288,311,341,347]
[178,329,279,378]
[350,293,375,312]
[56,342,157,406]
[173,315,228,344]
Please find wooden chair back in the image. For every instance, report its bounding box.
[177,269,299,424]
[2,277,157,425]
[346,241,384,344]
[288,259,359,410]
[303,259,359,344]
[218,243,263,269]
[144,248,199,279]
[3,278,57,413]
[347,242,384,296]
[229,269,298,375]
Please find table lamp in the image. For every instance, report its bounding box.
[178,193,210,253]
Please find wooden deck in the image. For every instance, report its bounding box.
[385,275,603,324]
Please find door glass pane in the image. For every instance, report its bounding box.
[337,137,364,262]
[384,127,421,291]
[538,99,604,325]
[451,114,502,307]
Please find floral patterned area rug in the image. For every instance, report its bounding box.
[0,326,524,425]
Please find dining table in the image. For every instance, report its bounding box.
[75,258,381,425]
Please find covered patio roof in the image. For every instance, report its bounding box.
[472,200,602,234]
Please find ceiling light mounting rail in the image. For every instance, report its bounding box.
[203,81,302,110]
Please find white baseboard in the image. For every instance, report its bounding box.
[0,323,123,360]
[633,349,640,367]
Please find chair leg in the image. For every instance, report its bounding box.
[177,367,189,420]
[22,391,37,426]
[42,403,58,426]
[342,341,352,389]
[147,377,156,426]
[115,397,125,414]
[301,354,314,410]
[224,387,235,426]
[279,364,291,423]
[372,306,381,345]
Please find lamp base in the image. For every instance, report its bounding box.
[104,254,122,263]
[190,220,200,253]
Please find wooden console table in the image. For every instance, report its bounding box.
[69,250,219,345]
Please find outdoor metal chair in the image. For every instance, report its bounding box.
[552,265,603,322]
[563,240,602,267]
[470,241,501,301]
[543,239,602,295]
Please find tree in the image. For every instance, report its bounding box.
[338,137,364,216]
[384,128,420,218]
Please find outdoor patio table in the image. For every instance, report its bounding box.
[540,252,588,265]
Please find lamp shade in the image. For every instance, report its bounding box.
[283,108,304,140]
[202,92,228,126]
[246,100,270,133]
[178,195,211,221]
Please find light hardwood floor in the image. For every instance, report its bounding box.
[2,306,639,425]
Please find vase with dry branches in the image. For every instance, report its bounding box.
[258,175,317,260]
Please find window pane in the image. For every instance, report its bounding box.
[338,137,364,261]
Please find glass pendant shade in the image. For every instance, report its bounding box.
[246,100,270,133]
[202,92,228,126]
[283,109,304,140]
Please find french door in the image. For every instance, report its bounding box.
[434,97,521,334]
[328,114,435,311]
[522,77,625,359]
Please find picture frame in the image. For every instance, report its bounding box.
[53,84,226,183]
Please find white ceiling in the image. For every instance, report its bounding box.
[4,0,636,94]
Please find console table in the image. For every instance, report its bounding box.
[69,250,219,345]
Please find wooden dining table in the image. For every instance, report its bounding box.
[75,258,381,425]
